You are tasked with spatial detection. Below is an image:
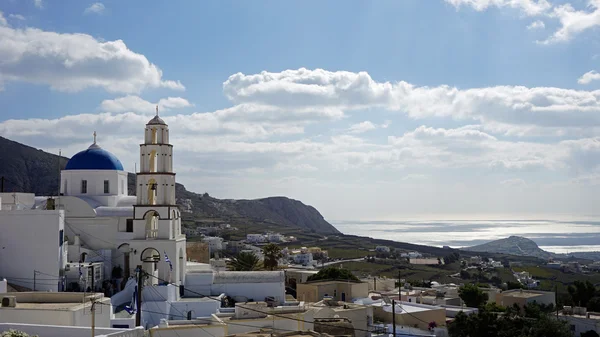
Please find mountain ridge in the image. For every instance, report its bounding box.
[0,136,340,235]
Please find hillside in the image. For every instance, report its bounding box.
[464,236,555,259]
[0,136,340,235]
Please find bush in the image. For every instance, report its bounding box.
[307,267,359,282]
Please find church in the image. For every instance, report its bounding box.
[0,109,286,326]
[57,109,186,289]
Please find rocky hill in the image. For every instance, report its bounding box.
[464,236,555,259]
[0,136,340,235]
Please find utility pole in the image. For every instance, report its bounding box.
[33,270,36,291]
[392,299,396,337]
[135,265,144,328]
[90,298,96,337]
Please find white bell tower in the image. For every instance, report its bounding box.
[130,106,187,286]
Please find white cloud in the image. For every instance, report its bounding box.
[99,96,193,113]
[444,0,552,16]
[447,0,600,44]
[0,12,7,26]
[578,70,600,85]
[348,121,377,134]
[539,0,600,44]
[84,3,106,15]
[501,178,528,186]
[224,68,600,135]
[0,25,184,93]
[34,0,43,9]
[8,14,26,21]
[527,20,545,29]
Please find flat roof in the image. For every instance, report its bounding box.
[505,292,542,298]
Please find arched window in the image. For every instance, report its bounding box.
[151,128,157,144]
[149,150,157,173]
[147,179,157,205]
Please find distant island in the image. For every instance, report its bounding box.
[464,235,600,261]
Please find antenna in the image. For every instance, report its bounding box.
[58,149,61,197]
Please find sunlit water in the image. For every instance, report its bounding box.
[331,219,600,254]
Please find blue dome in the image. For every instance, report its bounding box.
[65,144,124,171]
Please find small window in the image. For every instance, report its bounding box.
[81,180,87,194]
[104,180,110,194]
[126,219,133,233]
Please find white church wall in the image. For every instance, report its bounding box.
[210,282,286,303]
[184,272,213,297]
[169,299,221,320]
[0,209,65,291]
[61,170,127,199]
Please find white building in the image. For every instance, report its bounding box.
[0,292,112,328]
[375,246,390,253]
[0,203,67,291]
[267,233,284,243]
[202,236,224,254]
[293,248,314,266]
[246,234,266,244]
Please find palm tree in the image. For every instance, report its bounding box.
[227,251,261,271]
[262,243,283,271]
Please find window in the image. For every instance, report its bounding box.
[104,180,110,194]
[126,219,133,233]
[81,180,87,194]
[121,180,125,194]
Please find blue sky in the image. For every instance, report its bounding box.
[1,0,600,220]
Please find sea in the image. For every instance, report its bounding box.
[331,219,600,254]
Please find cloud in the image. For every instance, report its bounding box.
[224,68,600,135]
[348,121,377,134]
[0,25,184,93]
[34,0,43,9]
[8,14,26,21]
[527,20,545,29]
[539,0,600,44]
[99,96,193,113]
[578,70,600,85]
[402,174,428,181]
[444,0,552,16]
[501,178,528,186]
[0,12,6,26]
[446,0,600,44]
[84,3,105,15]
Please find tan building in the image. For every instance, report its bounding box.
[310,300,373,337]
[297,280,369,303]
[187,241,210,263]
[496,289,555,309]
[372,301,446,331]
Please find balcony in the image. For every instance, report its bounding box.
[146,229,158,239]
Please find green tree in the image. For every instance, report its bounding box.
[448,305,572,337]
[262,243,283,271]
[307,267,359,282]
[568,280,597,308]
[1,330,37,337]
[458,283,489,308]
[582,330,600,337]
[227,251,261,271]
[588,296,600,312]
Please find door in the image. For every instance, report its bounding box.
[341,292,346,301]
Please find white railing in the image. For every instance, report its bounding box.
[146,229,158,239]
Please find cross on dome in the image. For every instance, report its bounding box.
[156,105,159,116]
[93,131,97,144]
